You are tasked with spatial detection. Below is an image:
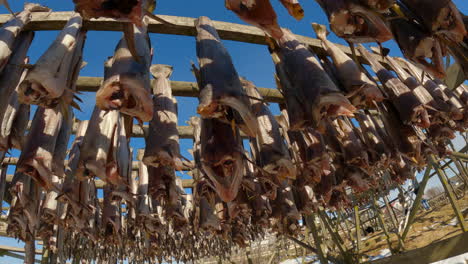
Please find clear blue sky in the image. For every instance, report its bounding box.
[0,1,467,263]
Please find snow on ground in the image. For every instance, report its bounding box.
[431,252,468,264]
[366,249,392,261]
[280,255,320,264]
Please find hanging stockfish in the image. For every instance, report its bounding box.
[0,62,30,151]
[143,64,183,169]
[193,16,258,137]
[242,78,295,180]
[96,22,153,122]
[399,0,466,43]
[269,29,355,130]
[77,60,131,187]
[270,180,301,235]
[357,0,395,12]
[16,107,63,191]
[102,184,123,246]
[358,45,430,128]
[389,18,446,79]
[19,14,85,108]
[7,172,42,264]
[397,58,464,122]
[0,3,48,73]
[313,23,384,108]
[189,116,221,233]
[278,108,330,184]
[225,0,283,39]
[355,112,391,166]
[199,117,245,203]
[0,31,33,127]
[315,0,393,43]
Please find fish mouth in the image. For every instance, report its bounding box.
[19,80,60,107]
[98,76,153,121]
[317,93,356,120]
[202,155,243,202]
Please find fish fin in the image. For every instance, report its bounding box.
[311,23,328,40]
[2,0,14,16]
[80,61,87,69]
[123,23,141,63]
[280,0,304,21]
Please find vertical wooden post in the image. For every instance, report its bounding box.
[304,215,327,264]
[354,206,361,263]
[0,165,7,208]
[318,210,350,262]
[371,194,394,253]
[25,235,36,264]
[401,164,432,241]
[429,155,467,232]
[41,247,50,264]
[383,195,399,231]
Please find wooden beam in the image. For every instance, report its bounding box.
[0,12,389,67]
[366,232,468,264]
[76,77,284,103]
[0,245,42,255]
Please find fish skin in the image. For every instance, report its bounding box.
[275,29,356,129]
[400,0,467,43]
[390,18,446,79]
[313,23,384,108]
[279,0,304,20]
[242,78,296,180]
[0,9,31,73]
[143,64,182,170]
[96,23,153,122]
[16,107,63,191]
[225,0,283,39]
[18,14,85,108]
[195,16,258,137]
[200,117,244,203]
[318,0,393,43]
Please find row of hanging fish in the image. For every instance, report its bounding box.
[0,3,466,263]
[225,0,467,82]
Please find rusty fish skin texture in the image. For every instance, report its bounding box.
[16,107,63,191]
[0,32,33,126]
[272,29,356,130]
[225,0,283,39]
[19,14,85,108]
[358,45,430,128]
[194,16,258,138]
[400,0,467,43]
[200,117,244,203]
[96,23,153,122]
[357,0,395,12]
[143,64,183,170]
[390,18,446,79]
[313,23,384,108]
[242,78,296,180]
[316,0,393,43]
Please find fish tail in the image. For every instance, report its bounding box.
[312,23,328,40]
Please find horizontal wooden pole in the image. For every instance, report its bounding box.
[4,174,195,188]
[0,12,390,67]
[76,77,284,103]
[366,231,468,264]
[0,245,42,255]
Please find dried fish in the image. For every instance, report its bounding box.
[400,0,467,43]
[316,0,393,43]
[200,117,244,203]
[358,45,430,128]
[279,0,304,20]
[390,18,445,78]
[96,23,153,122]
[16,107,63,191]
[313,23,384,108]
[270,29,355,130]
[357,0,395,12]
[225,0,283,39]
[19,14,85,108]
[243,78,295,180]
[194,16,258,137]
[143,65,183,169]
[0,32,33,123]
